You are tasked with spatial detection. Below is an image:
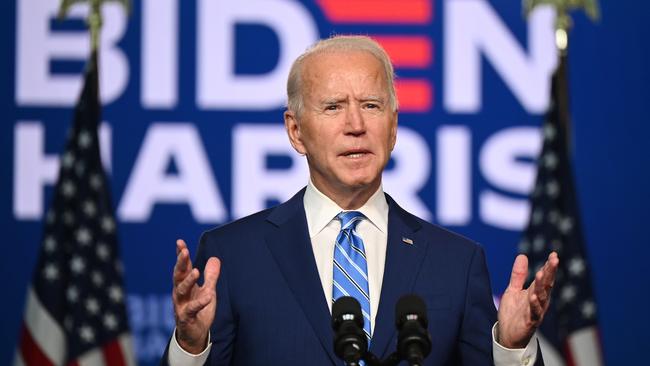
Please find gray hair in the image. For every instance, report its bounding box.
[286,35,398,117]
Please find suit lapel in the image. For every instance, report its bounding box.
[264,189,337,364]
[369,194,428,359]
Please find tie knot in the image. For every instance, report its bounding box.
[337,211,365,231]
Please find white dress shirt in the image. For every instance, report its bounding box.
[169,181,538,365]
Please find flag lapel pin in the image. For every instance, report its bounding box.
[402,237,414,245]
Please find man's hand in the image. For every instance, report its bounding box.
[497,252,559,349]
[172,239,221,354]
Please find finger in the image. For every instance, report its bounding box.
[533,270,550,304]
[536,252,559,293]
[176,239,187,256]
[529,292,544,322]
[202,257,221,290]
[177,239,192,273]
[173,247,193,285]
[176,268,200,300]
[185,292,214,317]
[507,254,529,291]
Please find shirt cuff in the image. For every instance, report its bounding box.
[168,328,212,366]
[492,322,538,366]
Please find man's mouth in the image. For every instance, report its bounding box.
[341,149,370,158]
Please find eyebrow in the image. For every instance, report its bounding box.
[318,95,385,105]
[359,95,385,103]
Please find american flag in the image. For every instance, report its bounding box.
[14,52,136,366]
[519,56,605,366]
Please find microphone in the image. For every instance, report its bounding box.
[395,295,432,366]
[332,296,368,365]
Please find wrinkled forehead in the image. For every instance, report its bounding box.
[301,50,388,96]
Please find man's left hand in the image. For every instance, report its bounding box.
[497,252,559,349]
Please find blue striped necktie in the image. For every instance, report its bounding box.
[332,211,371,342]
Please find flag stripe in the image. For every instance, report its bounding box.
[118,334,136,366]
[18,324,55,366]
[567,326,604,366]
[102,338,126,366]
[13,353,26,366]
[537,332,566,366]
[77,347,105,366]
[23,288,65,365]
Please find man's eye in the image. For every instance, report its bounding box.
[325,105,339,111]
[365,103,379,109]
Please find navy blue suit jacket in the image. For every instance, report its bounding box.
[164,189,510,365]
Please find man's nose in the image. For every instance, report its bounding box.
[345,105,366,135]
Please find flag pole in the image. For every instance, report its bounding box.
[58,0,130,52]
[523,0,600,146]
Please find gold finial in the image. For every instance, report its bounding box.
[58,0,130,52]
[523,0,600,52]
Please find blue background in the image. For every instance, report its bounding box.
[2,0,648,365]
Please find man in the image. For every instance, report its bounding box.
[163,36,558,365]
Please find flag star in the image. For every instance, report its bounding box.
[103,313,118,330]
[581,301,596,319]
[97,243,110,261]
[85,297,100,315]
[543,124,556,141]
[533,235,545,252]
[64,316,73,331]
[91,270,104,287]
[545,180,560,198]
[532,208,544,225]
[101,216,116,233]
[561,285,577,302]
[532,184,542,198]
[543,153,558,170]
[76,227,92,246]
[78,130,93,149]
[62,151,75,169]
[568,258,586,277]
[550,239,563,253]
[79,324,95,343]
[548,210,560,224]
[83,200,97,217]
[46,209,56,224]
[70,256,86,274]
[518,239,530,252]
[90,173,103,190]
[43,263,59,281]
[67,286,79,303]
[559,217,574,234]
[61,180,76,198]
[44,236,57,252]
[63,210,75,226]
[108,285,124,303]
[75,161,86,177]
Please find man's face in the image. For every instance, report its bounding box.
[285,50,397,198]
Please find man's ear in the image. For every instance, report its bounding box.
[284,110,307,155]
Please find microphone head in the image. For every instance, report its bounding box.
[395,294,428,329]
[332,296,364,330]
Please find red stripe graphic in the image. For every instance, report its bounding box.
[317,0,432,24]
[19,323,55,366]
[396,79,433,112]
[373,36,433,68]
[102,339,126,366]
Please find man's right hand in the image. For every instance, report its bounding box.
[172,239,221,354]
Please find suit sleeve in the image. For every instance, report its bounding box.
[195,231,237,365]
[459,244,498,365]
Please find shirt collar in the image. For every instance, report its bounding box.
[303,179,388,238]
